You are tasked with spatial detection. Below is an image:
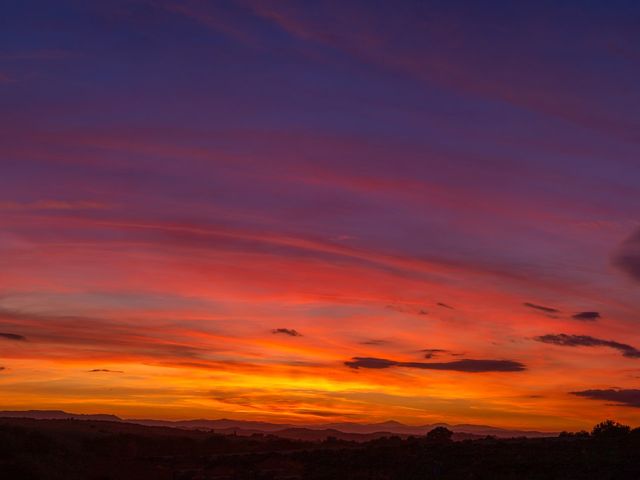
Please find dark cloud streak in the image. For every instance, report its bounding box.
[345,357,525,372]
[523,302,559,314]
[437,303,454,309]
[421,349,449,359]
[0,332,26,341]
[271,328,301,337]
[572,311,600,321]
[360,339,389,345]
[571,389,640,408]
[535,334,640,358]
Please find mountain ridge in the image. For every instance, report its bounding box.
[0,410,558,438]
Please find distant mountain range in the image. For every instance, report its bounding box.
[0,410,558,441]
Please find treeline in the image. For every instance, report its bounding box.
[559,419,636,439]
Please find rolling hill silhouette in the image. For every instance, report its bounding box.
[0,410,556,440]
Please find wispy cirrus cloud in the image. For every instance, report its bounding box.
[243,0,640,141]
[534,334,640,358]
[0,308,226,364]
[344,357,525,372]
[151,0,263,47]
[360,339,389,346]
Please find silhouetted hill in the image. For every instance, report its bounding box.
[0,409,121,422]
[0,410,556,439]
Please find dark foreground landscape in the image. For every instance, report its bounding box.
[1,416,639,480]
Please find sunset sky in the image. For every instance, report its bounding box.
[1,0,640,431]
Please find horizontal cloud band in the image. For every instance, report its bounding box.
[0,332,26,341]
[572,389,640,408]
[344,357,525,372]
[534,334,640,358]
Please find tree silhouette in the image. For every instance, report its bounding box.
[591,419,630,438]
[426,426,453,443]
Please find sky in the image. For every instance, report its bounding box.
[1,0,640,431]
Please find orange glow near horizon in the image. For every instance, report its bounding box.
[1,209,639,431]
